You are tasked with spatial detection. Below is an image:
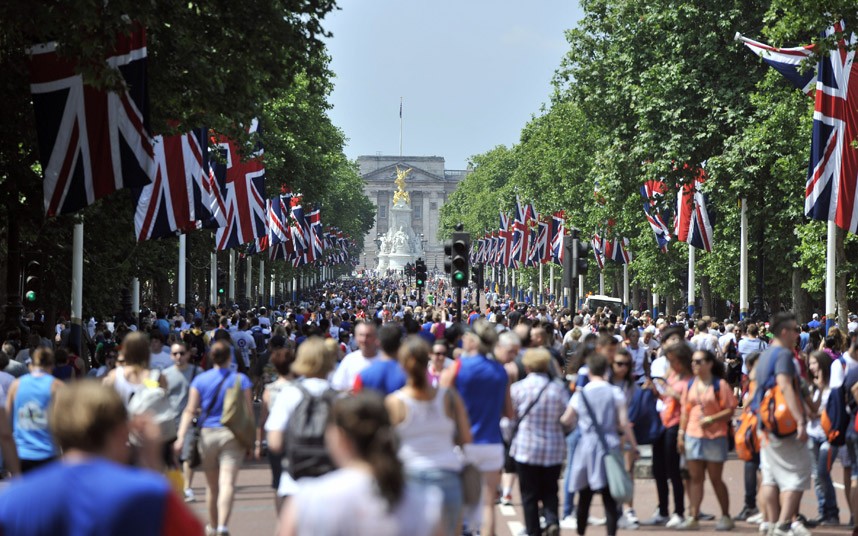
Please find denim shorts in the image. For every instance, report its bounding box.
[407,468,463,535]
[685,435,728,463]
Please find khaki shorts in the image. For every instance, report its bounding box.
[199,427,244,470]
[760,434,811,492]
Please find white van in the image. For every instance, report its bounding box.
[583,295,624,317]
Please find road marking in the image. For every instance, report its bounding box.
[499,504,516,517]
[508,520,525,535]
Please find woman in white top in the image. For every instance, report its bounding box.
[386,336,471,536]
[278,392,442,536]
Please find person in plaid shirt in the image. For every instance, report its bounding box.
[510,348,570,536]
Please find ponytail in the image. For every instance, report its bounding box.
[398,336,430,390]
[330,393,405,510]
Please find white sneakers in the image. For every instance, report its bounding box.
[618,510,640,530]
[559,516,577,530]
[666,514,685,528]
[184,488,196,503]
[715,515,735,532]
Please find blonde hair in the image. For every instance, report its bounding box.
[522,348,551,373]
[291,337,335,378]
[120,331,150,367]
[50,380,127,452]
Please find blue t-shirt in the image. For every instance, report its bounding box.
[455,355,508,444]
[356,360,406,395]
[468,313,480,325]
[12,373,57,460]
[190,368,252,428]
[0,458,198,535]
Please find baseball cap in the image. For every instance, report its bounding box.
[813,313,819,319]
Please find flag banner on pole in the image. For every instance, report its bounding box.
[611,237,633,264]
[551,211,566,264]
[735,32,817,95]
[591,233,606,270]
[498,212,511,267]
[674,164,714,252]
[213,119,267,250]
[640,179,672,252]
[29,25,154,216]
[805,22,858,234]
[306,205,324,262]
[134,128,221,241]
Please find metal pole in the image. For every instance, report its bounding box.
[826,220,837,331]
[739,198,748,320]
[245,257,252,304]
[228,250,236,303]
[455,286,462,323]
[292,277,297,303]
[210,252,217,307]
[623,264,630,317]
[259,259,265,307]
[688,245,696,318]
[70,222,84,356]
[599,272,605,295]
[270,270,275,307]
[131,277,140,322]
[653,291,659,318]
[178,234,187,314]
[549,264,555,302]
[578,274,585,305]
[538,264,544,305]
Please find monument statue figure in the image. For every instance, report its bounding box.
[392,166,412,205]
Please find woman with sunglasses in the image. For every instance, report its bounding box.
[611,348,641,530]
[677,349,737,531]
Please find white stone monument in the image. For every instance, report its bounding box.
[377,167,423,270]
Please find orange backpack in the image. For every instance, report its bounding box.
[735,381,760,461]
[757,351,799,437]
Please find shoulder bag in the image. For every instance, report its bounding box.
[579,389,634,503]
[222,373,256,450]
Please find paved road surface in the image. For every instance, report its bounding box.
[191,457,854,535]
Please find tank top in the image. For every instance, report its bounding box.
[455,354,507,444]
[13,372,57,460]
[113,366,145,408]
[394,388,461,472]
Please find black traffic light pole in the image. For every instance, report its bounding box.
[445,224,470,323]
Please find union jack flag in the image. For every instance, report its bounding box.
[213,119,267,250]
[267,191,292,245]
[806,23,858,234]
[551,211,566,264]
[640,179,672,252]
[133,129,224,241]
[591,233,606,270]
[535,218,551,265]
[610,237,633,264]
[29,27,154,216]
[736,32,817,95]
[674,164,713,252]
[290,193,309,254]
[306,205,324,262]
[498,212,511,266]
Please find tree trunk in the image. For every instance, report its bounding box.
[792,268,810,323]
[665,293,675,317]
[700,275,713,319]
[836,226,849,330]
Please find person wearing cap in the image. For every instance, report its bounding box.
[809,313,822,330]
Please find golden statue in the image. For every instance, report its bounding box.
[393,166,412,205]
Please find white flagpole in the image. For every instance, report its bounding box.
[538,264,544,305]
[399,97,403,157]
[259,259,265,306]
[131,277,140,322]
[578,274,584,303]
[599,272,605,295]
[688,245,696,318]
[246,257,252,304]
[549,264,555,301]
[740,198,748,320]
[178,234,187,314]
[652,290,659,318]
[228,250,236,303]
[270,270,275,307]
[826,220,837,330]
[623,264,629,315]
[210,252,217,306]
[71,222,84,356]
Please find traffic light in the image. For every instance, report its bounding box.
[571,229,589,279]
[450,232,470,287]
[471,263,484,289]
[415,259,427,288]
[24,260,42,303]
[217,270,226,296]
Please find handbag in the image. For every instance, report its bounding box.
[579,390,634,503]
[187,371,229,468]
[221,374,256,450]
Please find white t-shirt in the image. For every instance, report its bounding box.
[626,346,647,378]
[231,331,256,368]
[292,467,441,536]
[265,377,332,497]
[330,350,380,391]
[690,333,719,353]
[650,355,669,379]
[830,357,846,389]
[149,348,172,370]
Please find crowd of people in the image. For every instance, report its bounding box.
[0,274,855,536]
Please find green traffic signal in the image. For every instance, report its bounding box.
[25,291,36,302]
[453,272,465,282]
[218,288,225,294]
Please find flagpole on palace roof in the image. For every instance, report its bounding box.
[399,97,403,157]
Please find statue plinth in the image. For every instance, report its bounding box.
[377,199,423,270]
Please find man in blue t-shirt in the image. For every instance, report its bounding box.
[353,324,405,395]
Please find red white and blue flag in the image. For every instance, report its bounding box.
[213,119,268,250]
[674,164,713,252]
[498,212,511,267]
[591,233,606,270]
[551,211,566,264]
[805,23,858,234]
[640,179,672,252]
[736,32,817,96]
[610,237,633,264]
[133,129,224,241]
[29,26,154,216]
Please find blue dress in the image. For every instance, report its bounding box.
[569,381,624,492]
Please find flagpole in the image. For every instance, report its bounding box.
[599,272,605,295]
[270,270,275,307]
[538,264,544,305]
[549,264,555,302]
[70,222,84,358]
[178,234,187,315]
[825,220,836,331]
[259,259,265,307]
[739,198,748,320]
[246,257,252,305]
[578,274,584,306]
[688,245,696,318]
[131,277,140,322]
[228,250,236,303]
[399,97,403,158]
[292,276,297,303]
[652,290,659,318]
[210,252,217,307]
[623,264,629,318]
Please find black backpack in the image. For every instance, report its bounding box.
[283,383,338,480]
